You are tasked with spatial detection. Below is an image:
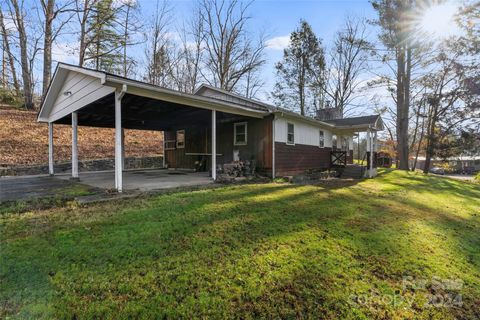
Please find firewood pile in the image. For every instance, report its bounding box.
[216,160,257,182]
[222,160,256,177]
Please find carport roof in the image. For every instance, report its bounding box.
[38,63,383,133]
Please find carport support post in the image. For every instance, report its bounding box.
[48,122,54,176]
[115,90,123,192]
[71,112,79,179]
[211,109,216,181]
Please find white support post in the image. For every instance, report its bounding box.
[211,109,216,181]
[71,112,79,179]
[272,115,276,179]
[368,128,374,178]
[48,122,54,176]
[121,128,125,171]
[115,90,123,192]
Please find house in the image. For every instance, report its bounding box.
[38,63,384,192]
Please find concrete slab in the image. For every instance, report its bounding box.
[55,169,213,191]
[0,175,86,202]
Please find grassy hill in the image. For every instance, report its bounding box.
[0,107,163,166]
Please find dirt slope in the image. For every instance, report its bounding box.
[0,107,163,166]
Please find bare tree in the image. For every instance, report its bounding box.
[6,0,41,109]
[40,0,75,97]
[171,7,205,93]
[117,0,142,77]
[323,16,370,117]
[199,0,266,94]
[0,8,20,95]
[143,0,173,87]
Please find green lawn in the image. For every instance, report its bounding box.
[1,170,479,319]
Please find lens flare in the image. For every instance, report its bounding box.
[415,1,463,40]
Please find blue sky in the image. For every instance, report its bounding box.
[46,0,382,111]
[146,0,379,101]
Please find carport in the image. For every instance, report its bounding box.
[38,63,269,192]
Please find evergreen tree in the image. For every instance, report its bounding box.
[85,0,123,73]
[272,20,326,116]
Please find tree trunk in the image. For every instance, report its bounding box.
[42,0,54,98]
[0,9,20,95]
[10,0,34,110]
[396,45,410,170]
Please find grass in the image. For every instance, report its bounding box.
[0,183,94,214]
[1,170,479,319]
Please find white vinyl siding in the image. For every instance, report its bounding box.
[49,71,115,122]
[274,117,333,147]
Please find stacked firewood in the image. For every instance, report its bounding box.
[222,160,256,177]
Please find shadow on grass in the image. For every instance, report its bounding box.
[1,170,479,318]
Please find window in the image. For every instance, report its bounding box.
[176,130,185,149]
[332,134,337,148]
[319,130,325,148]
[287,123,295,145]
[234,122,247,145]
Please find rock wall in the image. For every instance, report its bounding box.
[0,156,164,176]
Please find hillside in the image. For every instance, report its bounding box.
[0,107,163,166]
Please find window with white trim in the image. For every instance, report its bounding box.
[332,134,337,148]
[176,130,185,149]
[319,130,325,148]
[287,123,295,145]
[234,122,247,145]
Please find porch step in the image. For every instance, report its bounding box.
[341,165,365,179]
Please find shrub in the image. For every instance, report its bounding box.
[0,87,22,107]
[475,172,480,183]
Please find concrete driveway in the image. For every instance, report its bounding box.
[0,175,88,202]
[1,169,213,203]
[55,169,213,192]
[442,174,475,182]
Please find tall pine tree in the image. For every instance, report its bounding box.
[272,20,326,116]
[85,0,123,73]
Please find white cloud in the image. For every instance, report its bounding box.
[266,35,290,50]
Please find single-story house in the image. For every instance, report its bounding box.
[38,63,383,192]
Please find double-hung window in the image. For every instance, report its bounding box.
[234,122,247,146]
[287,123,295,145]
[319,130,325,148]
[176,130,185,149]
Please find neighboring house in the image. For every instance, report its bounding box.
[38,63,383,192]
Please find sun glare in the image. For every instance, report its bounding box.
[417,1,462,40]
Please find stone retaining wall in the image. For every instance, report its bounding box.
[0,156,164,176]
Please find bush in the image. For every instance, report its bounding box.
[0,87,22,107]
[475,172,480,183]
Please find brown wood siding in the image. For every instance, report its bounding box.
[164,116,273,174]
[275,143,332,176]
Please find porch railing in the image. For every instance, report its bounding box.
[331,150,347,167]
